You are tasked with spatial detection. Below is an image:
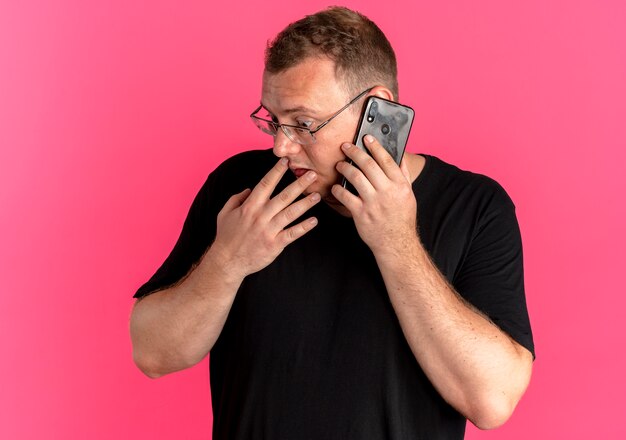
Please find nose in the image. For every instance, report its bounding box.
[273,129,303,158]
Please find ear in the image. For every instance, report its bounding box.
[368,85,395,102]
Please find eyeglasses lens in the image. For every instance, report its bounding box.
[253,119,277,136]
[252,107,316,145]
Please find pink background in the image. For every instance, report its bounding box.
[1,0,624,438]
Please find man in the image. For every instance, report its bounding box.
[130,6,534,439]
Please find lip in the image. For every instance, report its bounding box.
[291,167,311,178]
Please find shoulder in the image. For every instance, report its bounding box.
[190,149,278,211]
[420,154,515,212]
[202,148,277,189]
[212,149,277,178]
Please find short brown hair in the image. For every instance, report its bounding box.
[264,6,399,101]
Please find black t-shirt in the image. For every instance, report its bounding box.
[134,149,534,440]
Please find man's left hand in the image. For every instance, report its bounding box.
[331,135,418,255]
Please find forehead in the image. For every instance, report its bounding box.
[261,57,349,115]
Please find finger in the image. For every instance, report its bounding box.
[362,135,406,182]
[341,142,388,190]
[246,158,289,205]
[271,191,322,231]
[276,216,318,248]
[331,183,362,214]
[265,170,318,218]
[335,158,375,200]
[399,155,412,183]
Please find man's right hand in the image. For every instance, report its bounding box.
[209,157,321,281]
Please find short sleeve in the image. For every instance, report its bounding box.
[452,183,535,359]
[132,172,219,299]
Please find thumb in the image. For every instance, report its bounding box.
[222,188,252,212]
[399,156,411,182]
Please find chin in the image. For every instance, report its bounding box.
[305,180,332,197]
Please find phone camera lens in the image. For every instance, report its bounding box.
[381,124,390,135]
[367,101,378,123]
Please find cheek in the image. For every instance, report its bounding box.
[310,148,346,175]
[312,160,341,189]
[305,156,344,195]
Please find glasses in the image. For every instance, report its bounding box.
[250,87,373,145]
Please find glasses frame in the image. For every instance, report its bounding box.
[250,87,374,145]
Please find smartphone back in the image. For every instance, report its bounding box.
[342,96,415,193]
[353,96,414,164]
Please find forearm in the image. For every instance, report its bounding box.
[130,160,321,379]
[375,236,532,429]
[130,247,243,378]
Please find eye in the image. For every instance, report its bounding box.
[259,107,277,122]
[297,120,313,129]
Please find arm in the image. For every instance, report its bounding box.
[130,158,321,378]
[374,237,533,429]
[332,137,533,429]
[130,246,244,379]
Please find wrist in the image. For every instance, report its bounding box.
[371,229,422,262]
[201,244,247,286]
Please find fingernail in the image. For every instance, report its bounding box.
[311,192,321,202]
[305,171,317,180]
[342,143,352,150]
[309,217,318,226]
[280,157,288,165]
[364,135,375,143]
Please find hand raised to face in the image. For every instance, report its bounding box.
[210,158,322,281]
[332,135,419,255]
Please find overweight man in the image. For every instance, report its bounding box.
[130,6,534,439]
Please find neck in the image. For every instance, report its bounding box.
[323,194,353,217]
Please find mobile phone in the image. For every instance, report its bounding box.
[341,96,415,194]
